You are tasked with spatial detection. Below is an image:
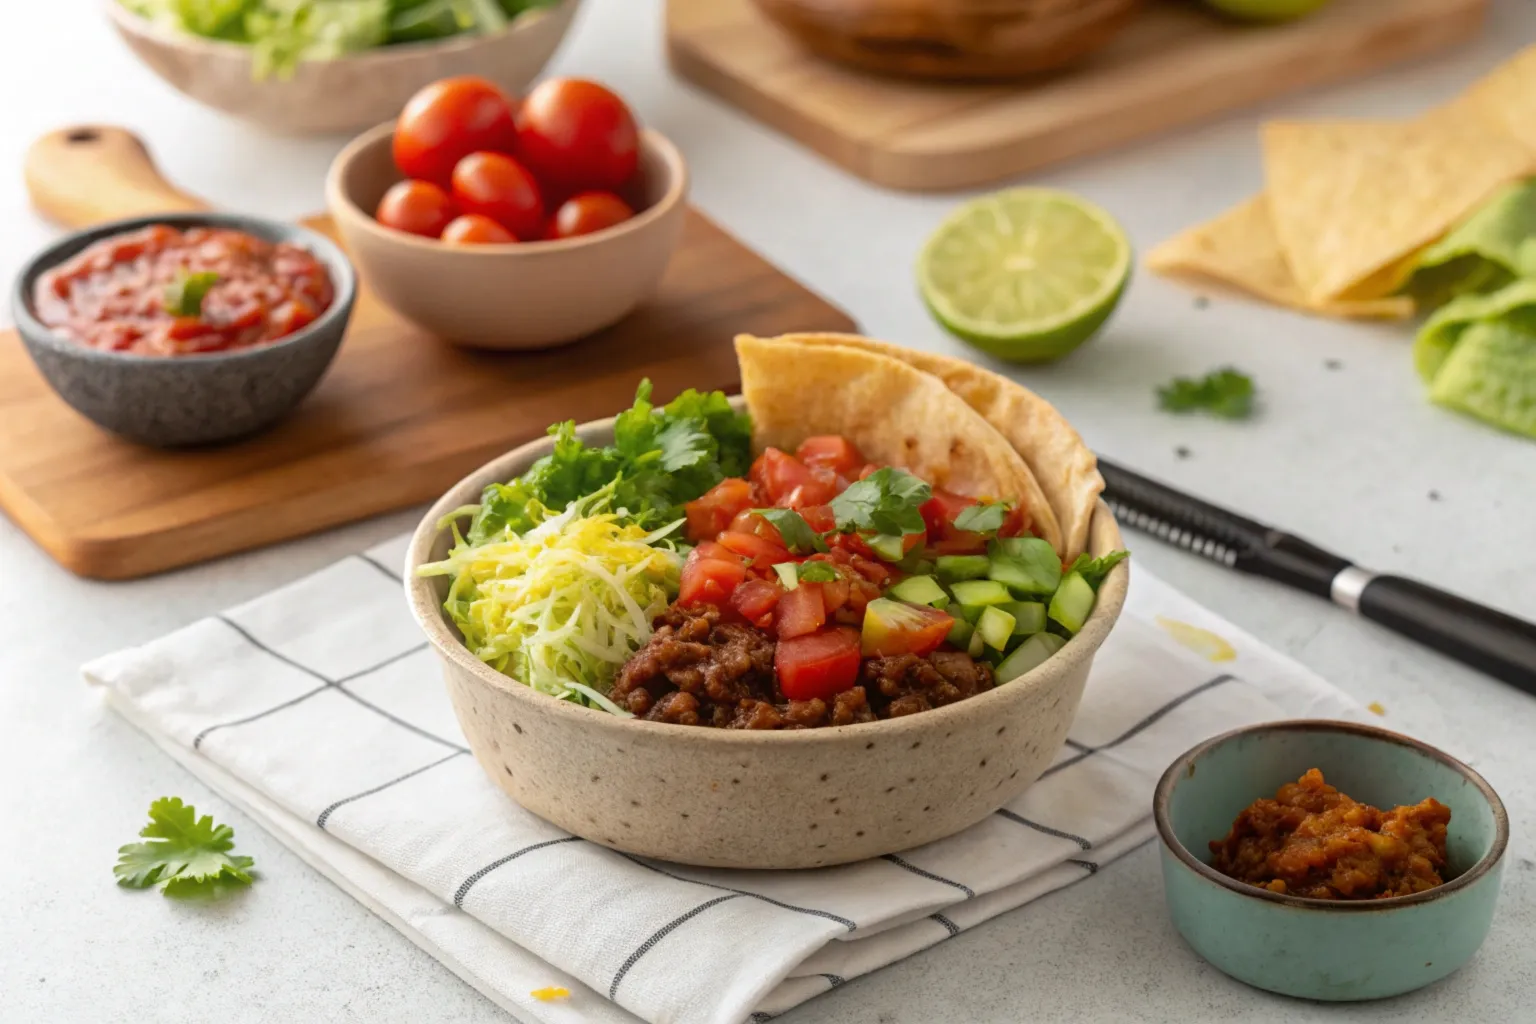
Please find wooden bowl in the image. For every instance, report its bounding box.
[406,402,1130,869]
[105,0,580,135]
[326,122,689,350]
[749,0,1144,80]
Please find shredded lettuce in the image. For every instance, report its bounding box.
[119,0,559,79]
[417,485,684,714]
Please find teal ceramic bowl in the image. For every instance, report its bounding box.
[1154,720,1507,1002]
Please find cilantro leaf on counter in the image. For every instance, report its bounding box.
[1065,550,1130,590]
[752,509,828,554]
[953,501,1009,534]
[829,467,931,537]
[115,797,255,897]
[1157,368,1255,419]
[465,380,752,542]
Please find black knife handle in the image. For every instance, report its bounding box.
[1357,575,1536,697]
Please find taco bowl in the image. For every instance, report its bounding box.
[407,336,1126,867]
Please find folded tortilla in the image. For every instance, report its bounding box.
[735,333,1073,558]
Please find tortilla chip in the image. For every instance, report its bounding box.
[1262,114,1536,303]
[1145,196,1415,320]
[734,334,1065,556]
[771,333,1101,560]
[1450,44,1536,153]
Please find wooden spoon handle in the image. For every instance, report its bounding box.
[25,126,208,229]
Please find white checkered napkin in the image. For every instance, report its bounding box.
[85,535,1363,1024]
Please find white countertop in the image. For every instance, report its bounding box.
[3,1,1534,1021]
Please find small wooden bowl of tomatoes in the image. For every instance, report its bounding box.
[326,75,687,350]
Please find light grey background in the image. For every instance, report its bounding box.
[1,1,1533,1021]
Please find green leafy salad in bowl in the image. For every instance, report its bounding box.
[416,382,753,715]
[119,0,561,78]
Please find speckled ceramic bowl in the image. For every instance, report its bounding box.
[407,401,1128,869]
[11,212,356,449]
[1155,720,1508,1001]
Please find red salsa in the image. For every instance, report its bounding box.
[33,225,334,356]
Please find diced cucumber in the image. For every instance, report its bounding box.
[1002,600,1047,636]
[867,534,907,561]
[949,579,1012,607]
[936,554,991,583]
[889,574,948,608]
[947,618,975,649]
[976,606,1016,650]
[966,628,986,658]
[772,562,799,590]
[996,632,1068,684]
[911,559,936,577]
[986,537,1060,596]
[1048,572,1095,634]
[959,604,983,624]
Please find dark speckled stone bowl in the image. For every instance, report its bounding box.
[11,212,356,448]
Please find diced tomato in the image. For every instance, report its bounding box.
[1000,504,1032,539]
[849,555,892,587]
[857,464,879,480]
[821,577,851,615]
[776,627,862,701]
[717,530,791,568]
[799,504,836,532]
[796,436,865,476]
[678,546,747,606]
[692,540,740,563]
[844,578,879,619]
[776,583,827,639]
[751,448,841,508]
[921,488,989,555]
[730,578,782,628]
[827,531,876,560]
[728,509,785,547]
[860,599,954,658]
[685,478,755,543]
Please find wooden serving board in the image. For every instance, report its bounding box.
[666,0,1489,192]
[0,127,855,580]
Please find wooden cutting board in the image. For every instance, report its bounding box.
[667,0,1489,192]
[0,127,855,580]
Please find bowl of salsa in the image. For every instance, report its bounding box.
[11,213,356,448]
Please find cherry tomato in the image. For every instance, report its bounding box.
[678,545,746,606]
[394,77,517,187]
[796,436,865,476]
[684,478,755,542]
[921,488,988,555]
[730,578,781,629]
[776,584,827,639]
[450,152,545,240]
[776,628,862,702]
[375,180,456,238]
[440,215,516,245]
[515,78,640,193]
[550,191,635,239]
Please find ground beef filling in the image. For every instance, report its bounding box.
[611,606,994,729]
[1209,768,1451,900]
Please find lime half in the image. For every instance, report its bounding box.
[918,188,1132,363]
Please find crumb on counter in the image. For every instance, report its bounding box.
[532,987,571,1002]
[1367,701,1386,716]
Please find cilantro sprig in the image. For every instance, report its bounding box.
[163,270,220,318]
[829,467,931,537]
[953,501,1009,534]
[115,797,255,898]
[1157,368,1255,419]
[751,508,827,554]
[1066,549,1130,589]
